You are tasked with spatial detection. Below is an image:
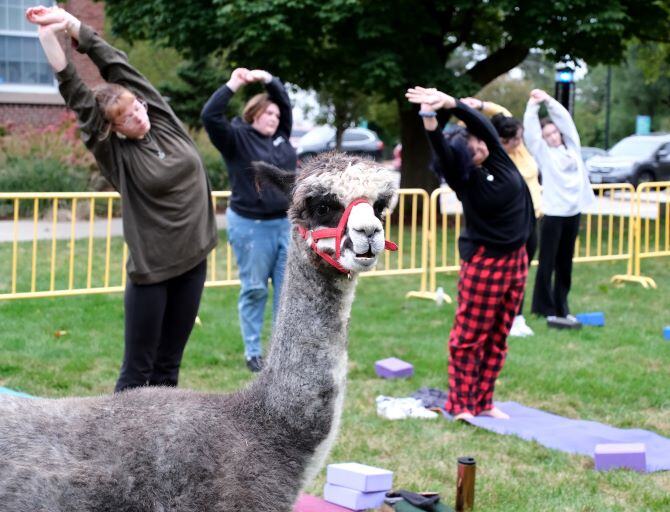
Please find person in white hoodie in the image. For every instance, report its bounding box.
[523,89,595,328]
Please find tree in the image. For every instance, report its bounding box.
[572,42,670,148]
[105,0,670,190]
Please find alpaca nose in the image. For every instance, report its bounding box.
[348,204,384,245]
[352,225,381,238]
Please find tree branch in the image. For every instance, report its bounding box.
[443,9,476,55]
[421,2,454,64]
[465,42,530,86]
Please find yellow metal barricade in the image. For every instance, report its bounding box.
[406,185,460,304]
[406,183,640,304]
[204,191,240,289]
[612,181,670,288]
[0,189,428,300]
[364,189,430,287]
[0,191,125,299]
[576,183,637,273]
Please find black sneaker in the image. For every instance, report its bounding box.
[547,315,582,330]
[246,355,264,373]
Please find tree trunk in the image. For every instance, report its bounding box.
[398,100,439,192]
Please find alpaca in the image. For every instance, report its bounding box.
[0,152,398,512]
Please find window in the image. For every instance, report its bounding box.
[343,130,370,142]
[0,0,55,91]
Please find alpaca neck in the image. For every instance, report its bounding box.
[253,235,356,444]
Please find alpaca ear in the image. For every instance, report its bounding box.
[252,161,297,197]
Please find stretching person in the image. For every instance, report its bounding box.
[202,68,296,372]
[461,97,542,337]
[27,6,218,391]
[406,87,534,420]
[523,89,594,328]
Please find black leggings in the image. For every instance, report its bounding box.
[115,259,208,392]
[517,222,538,316]
[531,214,581,317]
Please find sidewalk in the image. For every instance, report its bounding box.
[0,214,228,243]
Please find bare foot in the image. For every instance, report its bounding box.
[454,411,475,421]
[478,406,510,419]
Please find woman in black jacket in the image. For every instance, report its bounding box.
[406,87,534,420]
[201,68,297,372]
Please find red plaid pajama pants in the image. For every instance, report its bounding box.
[446,245,528,415]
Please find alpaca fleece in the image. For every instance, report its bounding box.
[0,152,397,512]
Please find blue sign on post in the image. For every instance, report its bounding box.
[636,115,651,135]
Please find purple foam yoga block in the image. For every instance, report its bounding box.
[323,483,387,511]
[374,357,413,379]
[326,462,393,492]
[594,443,646,472]
[664,326,670,340]
[575,312,605,326]
[293,493,352,512]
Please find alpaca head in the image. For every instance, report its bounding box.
[255,152,398,275]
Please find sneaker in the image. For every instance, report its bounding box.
[246,355,264,373]
[509,315,528,337]
[547,315,582,330]
[517,315,534,336]
[564,314,582,328]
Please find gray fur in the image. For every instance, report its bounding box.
[0,153,397,512]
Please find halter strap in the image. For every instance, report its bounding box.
[297,197,398,274]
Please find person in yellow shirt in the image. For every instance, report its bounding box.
[461,98,541,337]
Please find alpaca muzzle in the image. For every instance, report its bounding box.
[297,197,398,275]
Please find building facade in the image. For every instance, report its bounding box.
[0,0,104,128]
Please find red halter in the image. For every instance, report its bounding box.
[297,197,398,274]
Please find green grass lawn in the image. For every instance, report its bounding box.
[1,257,669,510]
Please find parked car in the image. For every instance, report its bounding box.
[586,133,670,186]
[581,146,607,163]
[289,127,309,149]
[296,126,384,162]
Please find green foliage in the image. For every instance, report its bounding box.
[190,129,230,191]
[573,42,670,148]
[158,57,230,128]
[365,97,401,149]
[105,29,185,88]
[478,76,537,120]
[0,158,90,219]
[105,0,670,95]
[0,158,89,193]
[0,112,94,201]
[104,0,670,187]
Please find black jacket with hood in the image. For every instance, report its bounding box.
[201,78,297,219]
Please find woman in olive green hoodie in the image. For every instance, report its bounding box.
[28,5,218,391]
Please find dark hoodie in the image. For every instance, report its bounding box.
[427,101,534,261]
[201,79,297,219]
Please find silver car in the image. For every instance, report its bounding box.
[586,133,670,186]
[296,126,384,162]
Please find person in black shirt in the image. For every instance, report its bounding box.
[406,86,534,420]
[202,68,297,372]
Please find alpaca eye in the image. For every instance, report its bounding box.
[373,199,388,218]
[316,204,330,216]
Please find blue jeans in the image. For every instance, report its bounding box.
[226,208,290,358]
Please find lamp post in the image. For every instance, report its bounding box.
[555,66,575,115]
[604,65,612,149]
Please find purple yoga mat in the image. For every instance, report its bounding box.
[445,401,670,472]
[0,386,33,398]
